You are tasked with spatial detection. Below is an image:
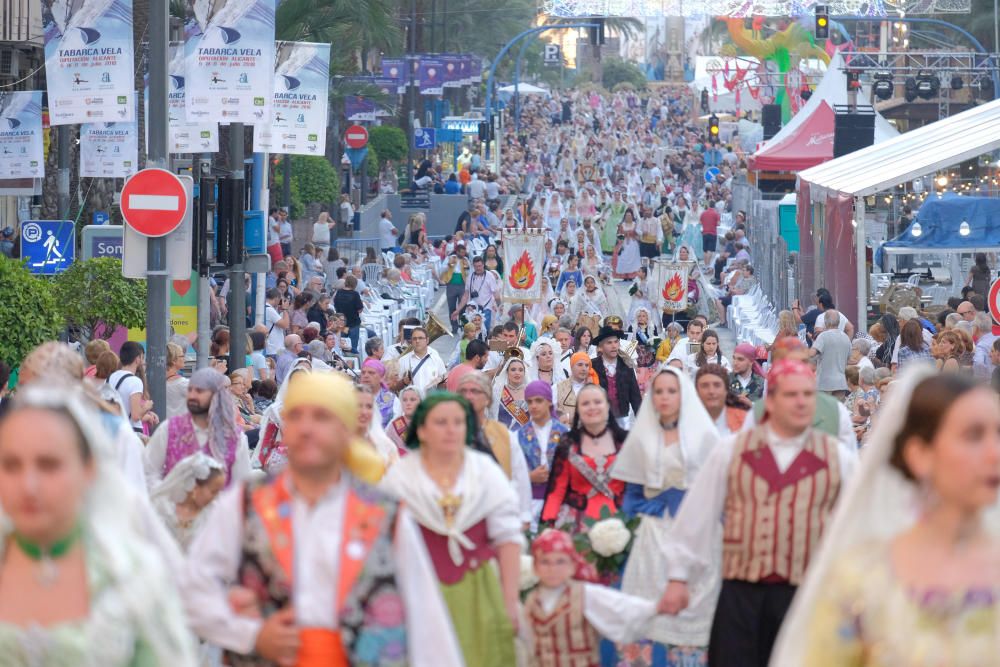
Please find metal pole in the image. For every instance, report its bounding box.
[228,125,247,371]
[196,158,212,369]
[145,0,170,420]
[854,197,867,330]
[56,125,71,220]
[282,154,292,210]
[405,0,417,187]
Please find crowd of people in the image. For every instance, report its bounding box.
[0,85,998,667]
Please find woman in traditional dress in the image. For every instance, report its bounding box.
[578,190,598,219]
[0,386,197,665]
[571,275,612,325]
[381,393,521,667]
[253,358,311,475]
[491,357,530,429]
[151,452,226,551]
[613,208,642,280]
[557,254,584,293]
[359,358,401,429]
[541,384,627,533]
[386,386,420,454]
[484,243,504,277]
[582,243,608,282]
[628,307,662,394]
[600,191,627,253]
[611,368,722,667]
[677,206,703,263]
[357,385,401,466]
[773,369,1000,666]
[531,338,562,386]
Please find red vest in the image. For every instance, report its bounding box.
[525,582,600,667]
[722,426,841,585]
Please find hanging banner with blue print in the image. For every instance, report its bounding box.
[184,0,276,125]
[0,91,44,179]
[168,41,218,152]
[253,41,329,155]
[80,120,137,178]
[41,0,135,125]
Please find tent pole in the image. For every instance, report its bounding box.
[855,197,867,331]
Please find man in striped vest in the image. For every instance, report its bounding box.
[657,359,858,667]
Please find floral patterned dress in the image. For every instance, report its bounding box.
[803,542,1000,666]
[541,437,625,535]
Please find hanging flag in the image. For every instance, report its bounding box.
[469,57,483,83]
[0,92,44,179]
[442,54,462,88]
[382,57,406,94]
[373,76,398,117]
[344,95,377,122]
[502,230,546,303]
[253,41,329,155]
[419,57,444,96]
[41,0,135,125]
[79,121,137,178]
[654,259,690,313]
[184,0,276,125]
[168,42,218,153]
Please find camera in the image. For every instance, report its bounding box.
[470,290,479,299]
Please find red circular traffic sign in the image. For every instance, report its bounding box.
[988,278,1000,331]
[120,168,188,237]
[345,124,369,149]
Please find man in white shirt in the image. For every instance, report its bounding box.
[456,255,500,330]
[659,360,857,666]
[278,210,293,258]
[181,371,462,666]
[466,174,487,201]
[396,326,447,396]
[263,288,289,356]
[378,209,398,252]
[108,340,157,433]
[143,368,252,489]
[664,319,705,369]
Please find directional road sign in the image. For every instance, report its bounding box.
[20,220,75,275]
[345,124,369,149]
[120,168,189,237]
[82,224,124,260]
[414,127,436,150]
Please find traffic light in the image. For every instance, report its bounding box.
[814,5,829,39]
[708,114,720,144]
[589,18,605,46]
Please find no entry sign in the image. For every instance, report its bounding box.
[120,168,189,237]
[345,124,369,149]
[989,278,1000,335]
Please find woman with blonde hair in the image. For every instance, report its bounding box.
[165,342,189,418]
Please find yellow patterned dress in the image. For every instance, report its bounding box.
[803,542,1000,666]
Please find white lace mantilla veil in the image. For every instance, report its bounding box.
[490,356,528,421]
[1,386,197,664]
[611,367,719,490]
[770,366,1000,666]
[152,452,226,504]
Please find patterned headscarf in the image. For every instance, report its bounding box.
[531,529,598,582]
[189,368,238,464]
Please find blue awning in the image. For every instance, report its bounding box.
[883,194,1000,254]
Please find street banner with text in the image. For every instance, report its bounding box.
[253,41,329,155]
[80,121,137,178]
[168,42,218,153]
[0,92,44,179]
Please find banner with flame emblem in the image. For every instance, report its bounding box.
[654,260,690,313]
[502,230,546,303]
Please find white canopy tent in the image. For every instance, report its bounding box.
[797,97,1000,326]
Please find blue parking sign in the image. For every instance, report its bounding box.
[414,127,436,150]
[20,220,75,275]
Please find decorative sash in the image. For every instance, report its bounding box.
[500,386,530,426]
[390,416,409,440]
[567,450,615,500]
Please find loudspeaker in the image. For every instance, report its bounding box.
[833,105,875,158]
[762,104,781,140]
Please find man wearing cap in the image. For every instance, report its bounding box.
[658,360,857,667]
[729,343,764,404]
[143,368,252,489]
[456,372,533,526]
[591,326,642,428]
[515,380,570,527]
[182,371,463,666]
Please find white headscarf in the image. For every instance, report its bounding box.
[770,366,1000,664]
[152,452,225,504]
[3,386,197,665]
[490,356,528,420]
[611,367,719,491]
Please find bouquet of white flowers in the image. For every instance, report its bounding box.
[519,553,538,592]
[588,517,631,557]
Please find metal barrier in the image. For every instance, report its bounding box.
[748,197,792,313]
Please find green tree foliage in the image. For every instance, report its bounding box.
[368,126,408,166]
[276,156,340,219]
[366,145,380,179]
[0,258,63,367]
[53,257,147,343]
[602,58,648,91]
